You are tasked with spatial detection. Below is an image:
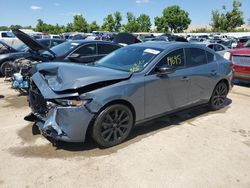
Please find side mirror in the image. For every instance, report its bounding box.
[156,65,175,76]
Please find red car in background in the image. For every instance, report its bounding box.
[224,40,250,81]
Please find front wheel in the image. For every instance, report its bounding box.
[209,82,228,110]
[92,104,134,147]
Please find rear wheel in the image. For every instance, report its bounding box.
[209,82,228,110]
[92,104,134,147]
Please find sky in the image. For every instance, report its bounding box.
[0,0,250,27]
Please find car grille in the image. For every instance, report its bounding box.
[29,80,48,115]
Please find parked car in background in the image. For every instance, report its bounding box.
[68,33,87,40]
[49,34,62,39]
[25,42,233,147]
[0,38,65,76]
[0,40,18,55]
[206,43,229,57]
[0,31,21,47]
[236,37,250,48]
[224,41,250,82]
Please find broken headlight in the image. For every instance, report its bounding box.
[55,99,92,107]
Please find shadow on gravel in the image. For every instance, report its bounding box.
[234,80,250,88]
[9,99,232,159]
[2,94,27,108]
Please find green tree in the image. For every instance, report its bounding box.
[88,21,100,32]
[35,19,47,32]
[211,0,244,32]
[154,16,167,32]
[102,14,115,31]
[114,11,122,32]
[9,25,22,30]
[72,14,88,32]
[65,23,74,32]
[137,14,151,32]
[156,5,191,33]
[0,26,9,31]
[124,12,139,32]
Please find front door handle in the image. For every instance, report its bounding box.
[181,76,190,81]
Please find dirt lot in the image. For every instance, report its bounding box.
[0,78,250,188]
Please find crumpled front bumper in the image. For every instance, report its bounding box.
[36,105,94,143]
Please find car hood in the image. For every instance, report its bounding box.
[12,29,56,57]
[0,51,29,60]
[34,62,132,93]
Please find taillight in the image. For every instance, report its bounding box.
[224,52,232,60]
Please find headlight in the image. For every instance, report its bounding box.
[55,99,92,107]
[224,52,231,60]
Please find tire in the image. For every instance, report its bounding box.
[0,61,12,77]
[92,104,134,147]
[209,81,228,111]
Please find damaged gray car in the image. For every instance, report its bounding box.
[26,42,233,147]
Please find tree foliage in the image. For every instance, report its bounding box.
[137,14,151,32]
[155,5,191,33]
[211,0,244,32]
[114,11,122,32]
[88,21,100,32]
[102,14,115,31]
[123,12,139,32]
[72,15,88,32]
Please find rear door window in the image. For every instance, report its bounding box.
[185,48,207,67]
[97,44,120,55]
[74,44,97,56]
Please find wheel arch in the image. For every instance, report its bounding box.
[216,78,230,91]
[86,99,136,137]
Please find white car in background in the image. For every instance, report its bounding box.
[192,41,229,57]
[0,31,21,47]
[206,43,229,57]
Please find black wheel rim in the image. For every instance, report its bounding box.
[100,107,132,143]
[212,84,227,107]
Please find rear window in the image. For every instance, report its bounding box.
[185,48,207,67]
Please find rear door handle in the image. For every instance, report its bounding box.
[181,76,190,81]
[210,70,217,76]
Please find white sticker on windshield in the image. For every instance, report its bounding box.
[144,48,160,55]
[71,43,79,46]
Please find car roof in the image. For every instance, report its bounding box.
[131,41,207,50]
[37,39,65,42]
[67,40,119,45]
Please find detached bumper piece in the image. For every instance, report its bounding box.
[35,106,94,143]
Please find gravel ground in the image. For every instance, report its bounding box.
[0,78,250,188]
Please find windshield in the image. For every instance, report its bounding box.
[96,46,162,72]
[49,41,79,56]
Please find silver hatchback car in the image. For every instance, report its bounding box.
[26,42,233,147]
